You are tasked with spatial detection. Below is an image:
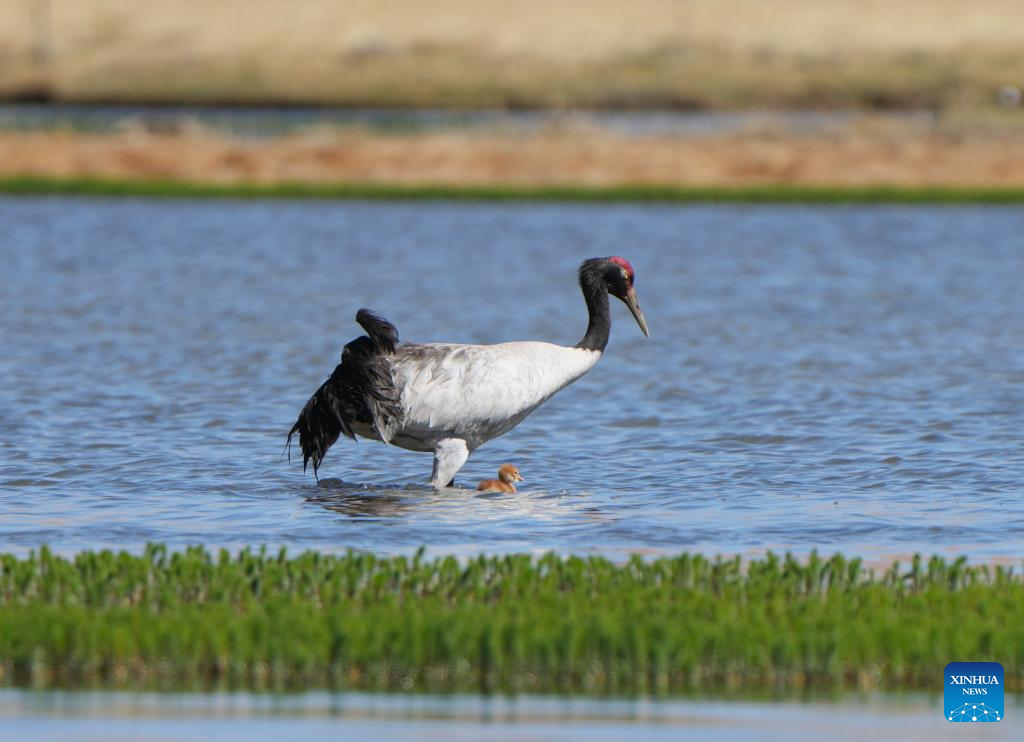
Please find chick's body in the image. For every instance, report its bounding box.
[477,464,524,494]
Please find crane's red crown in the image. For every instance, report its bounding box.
[608,256,634,279]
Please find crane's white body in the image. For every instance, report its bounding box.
[351,341,602,486]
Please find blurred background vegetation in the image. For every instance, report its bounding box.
[2,0,1022,111]
[0,1,1021,191]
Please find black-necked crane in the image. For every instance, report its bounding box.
[287,256,649,488]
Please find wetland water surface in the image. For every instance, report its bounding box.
[0,103,931,138]
[4,690,1022,742]
[1,198,1022,561]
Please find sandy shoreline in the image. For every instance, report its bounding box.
[2,126,1023,188]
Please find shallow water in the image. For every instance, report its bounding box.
[1,198,1022,561]
[0,103,934,138]
[2,690,1021,742]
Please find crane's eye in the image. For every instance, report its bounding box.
[621,269,629,280]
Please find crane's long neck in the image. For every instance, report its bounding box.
[576,270,610,352]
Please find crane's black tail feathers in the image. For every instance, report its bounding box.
[287,309,403,478]
[356,308,398,354]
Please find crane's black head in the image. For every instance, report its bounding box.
[579,256,650,338]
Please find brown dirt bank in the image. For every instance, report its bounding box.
[2,126,1024,187]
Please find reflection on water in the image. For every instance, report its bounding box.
[1,198,1023,562]
[2,690,1022,742]
[307,481,610,534]
[308,481,424,519]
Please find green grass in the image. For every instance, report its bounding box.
[2,176,1024,204]
[0,546,1020,694]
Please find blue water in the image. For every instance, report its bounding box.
[0,103,935,138]
[1,198,1022,562]
[3,690,1022,742]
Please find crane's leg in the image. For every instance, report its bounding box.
[430,438,469,488]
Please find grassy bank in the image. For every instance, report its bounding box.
[0,546,1019,693]
[3,176,1024,204]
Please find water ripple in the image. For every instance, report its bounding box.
[1,198,1023,562]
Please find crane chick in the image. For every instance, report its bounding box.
[477,464,524,494]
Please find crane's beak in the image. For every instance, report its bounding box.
[624,289,650,337]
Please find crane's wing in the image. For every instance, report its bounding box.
[287,309,403,477]
[391,341,601,437]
